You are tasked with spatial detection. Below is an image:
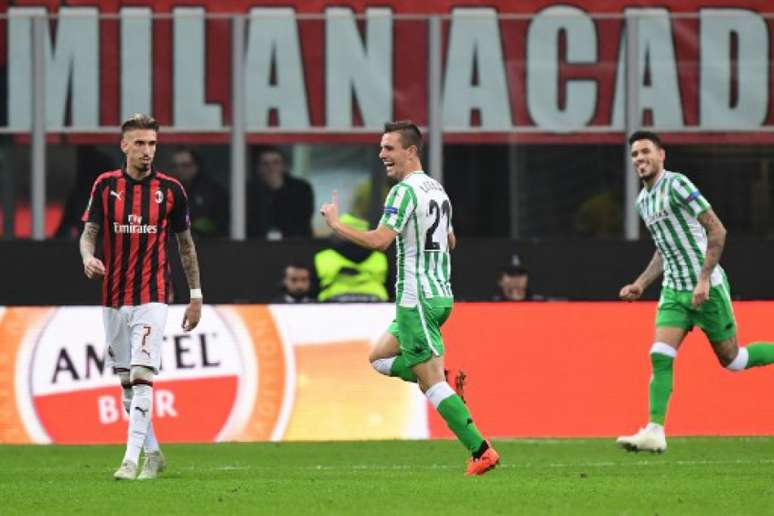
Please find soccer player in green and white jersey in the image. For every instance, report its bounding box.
[617,131,774,452]
[319,120,500,476]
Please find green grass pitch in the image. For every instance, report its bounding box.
[2,437,774,515]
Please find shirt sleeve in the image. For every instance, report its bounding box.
[378,184,415,233]
[81,177,106,224]
[169,182,192,233]
[669,174,711,218]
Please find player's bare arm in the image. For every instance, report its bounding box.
[320,191,397,251]
[176,229,202,331]
[79,222,106,280]
[693,209,727,306]
[620,251,663,301]
[448,231,456,251]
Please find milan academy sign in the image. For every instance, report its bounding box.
[2,0,774,142]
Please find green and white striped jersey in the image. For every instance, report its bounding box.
[379,171,453,307]
[636,170,723,291]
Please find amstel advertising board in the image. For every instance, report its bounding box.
[2,302,774,444]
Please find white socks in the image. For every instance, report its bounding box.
[370,357,396,376]
[122,385,160,453]
[726,347,749,371]
[123,383,153,464]
[424,381,455,409]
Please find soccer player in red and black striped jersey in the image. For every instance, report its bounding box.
[79,113,203,481]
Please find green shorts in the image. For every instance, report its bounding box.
[387,298,453,368]
[656,278,737,343]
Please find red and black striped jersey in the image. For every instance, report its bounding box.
[81,167,190,308]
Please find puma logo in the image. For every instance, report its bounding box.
[134,407,149,417]
[110,190,122,201]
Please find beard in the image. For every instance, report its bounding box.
[637,164,659,181]
[134,160,151,173]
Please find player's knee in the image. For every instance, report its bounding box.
[724,347,748,372]
[370,357,393,376]
[117,369,131,389]
[129,365,155,385]
[649,342,677,360]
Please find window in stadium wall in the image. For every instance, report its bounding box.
[280,143,385,238]
[444,144,623,239]
[1,136,32,239]
[666,145,774,238]
[443,143,774,239]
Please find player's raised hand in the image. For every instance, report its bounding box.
[619,283,643,301]
[319,191,340,228]
[182,300,202,332]
[691,278,710,307]
[83,256,106,280]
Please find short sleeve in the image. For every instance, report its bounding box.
[378,184,415,233]
[81,177,106,224]
[169,182,191,233]
[669,174,710,218]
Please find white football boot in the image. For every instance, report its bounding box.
[616,423,667,453]
[137,450,167,480]
[113,460,138,480]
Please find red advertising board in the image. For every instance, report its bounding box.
[435,301,774,438]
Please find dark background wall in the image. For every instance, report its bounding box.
[2,238,772,305]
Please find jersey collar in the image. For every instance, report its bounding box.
[645,169,667,192]
[122,163,157,184]
[401,170,425,182]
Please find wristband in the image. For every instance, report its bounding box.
[190,288,203,300]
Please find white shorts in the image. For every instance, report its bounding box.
[103,303,168,374]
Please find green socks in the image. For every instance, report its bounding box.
[649,352,674,425]
[429,383,485,454]
[745,343,774,368]
[389,354,417,383]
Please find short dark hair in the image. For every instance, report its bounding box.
[384,120,423,152]
[121,113,159,134]
[256,145,287,164]
[173,147,201,168]
[628,130,662,149]
[285,262,310,272]
[500,265,528,278]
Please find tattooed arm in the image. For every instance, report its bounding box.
[176,229,202,331]
[79,222,106,280]
[693,209,727,306]
[619,251,663,301]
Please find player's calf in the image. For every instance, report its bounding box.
[119,366,155,471]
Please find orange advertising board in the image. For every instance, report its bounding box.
[434,302,774,438]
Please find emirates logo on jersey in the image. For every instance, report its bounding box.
[113,214,158,234]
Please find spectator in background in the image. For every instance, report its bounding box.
[247,146,314,239]
[169,148,228,238]
[314,213,388,302]
[350,173,393,228]
[55,148,116,239]
[272,263,315,304]
[493,264,544,301]
[574,171,623,238]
